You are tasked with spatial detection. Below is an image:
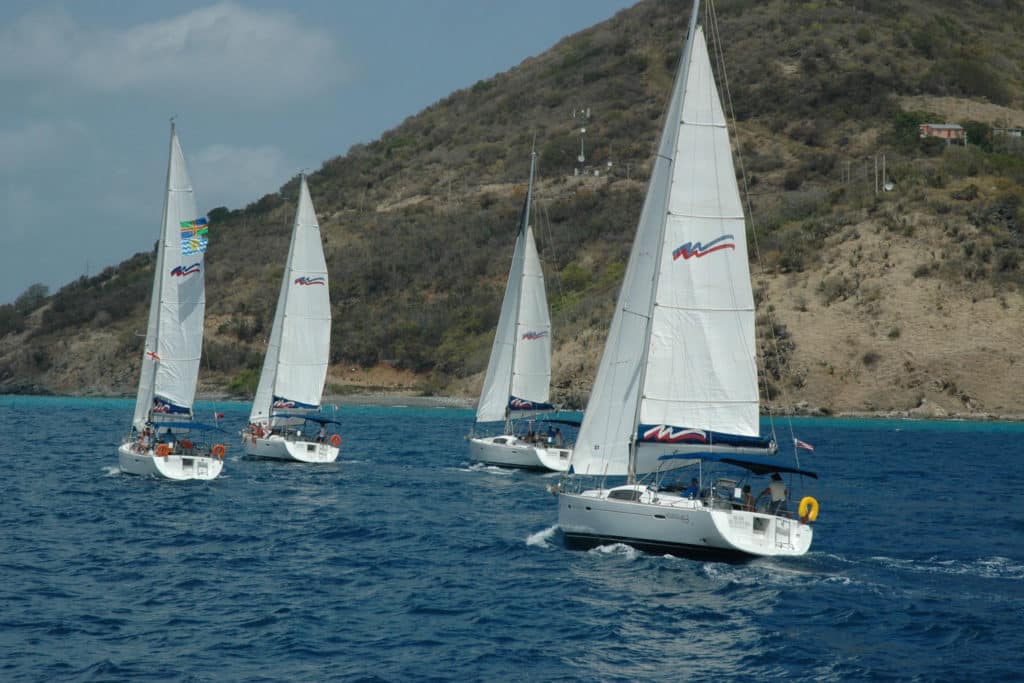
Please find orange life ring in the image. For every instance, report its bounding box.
[330,433,342,448]
[212,444,226,459]
[156,444,170,457]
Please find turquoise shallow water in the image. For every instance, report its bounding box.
[1,395,1022,681]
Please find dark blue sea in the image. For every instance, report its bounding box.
[2,395,1022,682]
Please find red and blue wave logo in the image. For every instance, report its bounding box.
[272,399,296,408]
[672,234,735,261]
[295,276,326,286]
[521,330,549,341]
[170,263,201,277]
[641,425,707,443]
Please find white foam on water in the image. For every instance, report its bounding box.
[102,466,121,477]
[589,543,639,561]
[457,462,515,475]
[871,554,1024,580]
[526,525,559,548]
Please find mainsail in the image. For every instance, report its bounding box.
[132,122,206,430]
[250,175,331,424]
[570,25,766,478]
[475,152,552,424]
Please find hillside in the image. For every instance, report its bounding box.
[3,0,1024,419]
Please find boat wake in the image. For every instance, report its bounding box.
[460,463,515,476]
[526,525,559,548]
[871,554,1024,580]
[102,466,121,477]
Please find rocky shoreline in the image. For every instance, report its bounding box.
[3,386,1021,421]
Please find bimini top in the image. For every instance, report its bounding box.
[658,451,818,479]
[271,412,342,426]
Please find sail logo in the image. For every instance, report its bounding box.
[171,263,201,277]
[152,397,188,415]
[509,397,554,411]
[521,330,549,341]
[295,276,326,286]
[672,234,735,261]
[272,399,296,408]
[641,425,707,443]
[510,398,538,410]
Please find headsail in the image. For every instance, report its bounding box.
[250,175,331,424]
[132,122,206,430]
[570,22,764,478]
[476,152,552,423]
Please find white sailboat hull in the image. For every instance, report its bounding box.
[245,435,339,463]
[558,486,813,560]
[468,435,570,472]
[118,442,223,481]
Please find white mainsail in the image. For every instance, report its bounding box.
[476,152,552,424]
[131,122,206,430]
[570,26,761,478]
[250,175,331,424]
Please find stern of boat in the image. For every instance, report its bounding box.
[468,435,551,470]
[707,508,814,557]
[246,435,339,463]
[118,442,224,481]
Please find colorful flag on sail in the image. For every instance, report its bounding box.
[181,217,209,255]
[794,438,815,452]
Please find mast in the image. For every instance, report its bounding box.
[504,147,538,434]
[627,0,702,484]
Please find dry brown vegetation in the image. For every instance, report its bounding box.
[3,0,1024,417]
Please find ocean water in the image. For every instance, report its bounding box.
[1,395,1022,682]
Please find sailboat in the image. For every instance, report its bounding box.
[243,174,340,463]
[469,149,571,472]
[556,0,819,559]
[118,121,226,480]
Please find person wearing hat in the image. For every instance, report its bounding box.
[681,477,700,499]
[759,473,787,515]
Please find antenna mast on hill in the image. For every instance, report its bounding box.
[571,105,591,176]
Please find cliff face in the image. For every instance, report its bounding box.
[3,0,1024,417]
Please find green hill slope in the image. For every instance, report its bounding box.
[3,0,1024,417]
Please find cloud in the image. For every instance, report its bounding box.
[0,121,89,172]
[190,143,295,211]
[0,3,349,105]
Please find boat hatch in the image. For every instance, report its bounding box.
[306,444,316,452]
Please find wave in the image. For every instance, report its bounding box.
[456,462,515,475]
[526,525,559,548]
[588,542,640,561]
[870,554,1024,580]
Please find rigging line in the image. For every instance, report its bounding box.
[707,0,801,463]
[533,156,565,305]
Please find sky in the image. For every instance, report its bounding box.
[0,0,638,305]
